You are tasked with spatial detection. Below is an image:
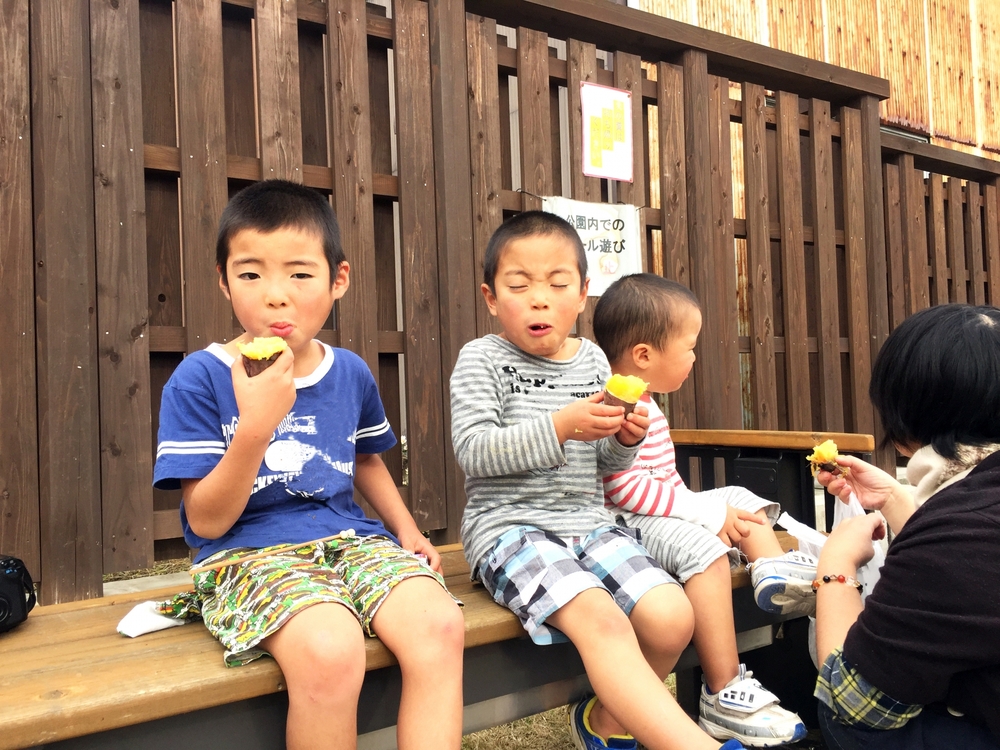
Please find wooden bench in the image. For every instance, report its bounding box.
[2,431,873,750]
[2,540,791,750]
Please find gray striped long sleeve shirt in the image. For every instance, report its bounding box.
[451,335,642,573]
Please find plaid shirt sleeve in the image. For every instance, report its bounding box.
[815,646,924,730]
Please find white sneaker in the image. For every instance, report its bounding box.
[749,550,817,616]
[698,665,807,747]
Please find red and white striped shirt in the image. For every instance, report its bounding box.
[603,395,726,531]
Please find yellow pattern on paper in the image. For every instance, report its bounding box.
[614,100,625,142]
[601,108,614,150]
[590,115,603,168]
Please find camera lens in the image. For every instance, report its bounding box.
[0,596,10,624]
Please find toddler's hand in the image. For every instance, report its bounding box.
[552,392,625,443]
[616,404,649,447]
[231,347,296,439]
[717,504,765,547]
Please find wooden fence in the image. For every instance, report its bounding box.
[2,0,997,603]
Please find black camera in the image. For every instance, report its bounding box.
[0,556,36,633]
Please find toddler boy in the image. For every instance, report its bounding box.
[594,273,816,747]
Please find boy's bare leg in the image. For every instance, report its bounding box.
[627,581,694,678]
[547,588,719,750]
[682,556,740,692]
[370,576,465,750]
[263,602,367,750]
[738,509,785,560]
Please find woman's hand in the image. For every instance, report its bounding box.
[819,512,886,571]
[817,455,897,511]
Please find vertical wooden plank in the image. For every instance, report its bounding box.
[882,162,907,330]
[566,40,600,202]
[176,0,233,352]
[565,39,599,340]
[328,0,379,372]
[394,0,447,531]
[658,61,694,427]
[705,74,741,429]
[0,0,40,576]
[614,52,647,221]
[984,181,1000,305]
[516,26,552,210]
[839,107,874,436]
[682,51,720,429]
[742,81,778,431]
[945,177,968,303]
[255,0,303,181]
[965,181,986,306]
[897,153,930,314]
[31,0,103,602]
[809,99,843,431]
[91,0,154,573]
[775,91,811,431]
[858,95,893,473]
[927,173,950,305]
[467,13,504,338]
[428,0,478,541]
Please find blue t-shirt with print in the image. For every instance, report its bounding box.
[154,342,397,562]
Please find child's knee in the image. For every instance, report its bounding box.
[633,584,694,651]
[396,597,465,669]
[287,626,367,695]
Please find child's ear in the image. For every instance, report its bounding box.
[481,283,499,316]
[331,261,351,299]
[217,266,231,301]
[578,277,590,311]
[632,343,652,370]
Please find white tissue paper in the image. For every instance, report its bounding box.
[117,600,190,638]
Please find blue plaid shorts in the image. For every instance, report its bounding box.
[477,524,678,644]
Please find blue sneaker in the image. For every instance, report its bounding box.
[719,741,749,749]
[568,695,637,750]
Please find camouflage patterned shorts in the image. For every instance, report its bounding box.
[159,534,454,666]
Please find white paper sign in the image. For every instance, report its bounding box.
[580,82,633,182]
[542,196,643,297]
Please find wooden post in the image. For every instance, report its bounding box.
[91,0,154,572]
[327,0,379,373]
[0,0,40,577]
[427,0,479,542]
[175,0,232,352]
[31,0,103,602]
[255,0,303,182]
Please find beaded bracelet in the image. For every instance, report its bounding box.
[811,574,863,592]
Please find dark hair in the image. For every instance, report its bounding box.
[869,304,1000,458]
[216,180,345,286]
[593,273,700,365]
[482,211,587,293]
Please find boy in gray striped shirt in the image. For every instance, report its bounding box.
[451,212,746,750]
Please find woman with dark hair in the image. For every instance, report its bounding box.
[814,304,1000,750]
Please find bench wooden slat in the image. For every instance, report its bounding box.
[670,429,875,452]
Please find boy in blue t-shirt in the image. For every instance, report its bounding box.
[154,180,463,749]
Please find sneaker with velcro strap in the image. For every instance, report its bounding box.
[698,665,807,747]
[568,695,637,750]
[749,550,818,616]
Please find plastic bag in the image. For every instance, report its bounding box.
[831,492,886,600]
